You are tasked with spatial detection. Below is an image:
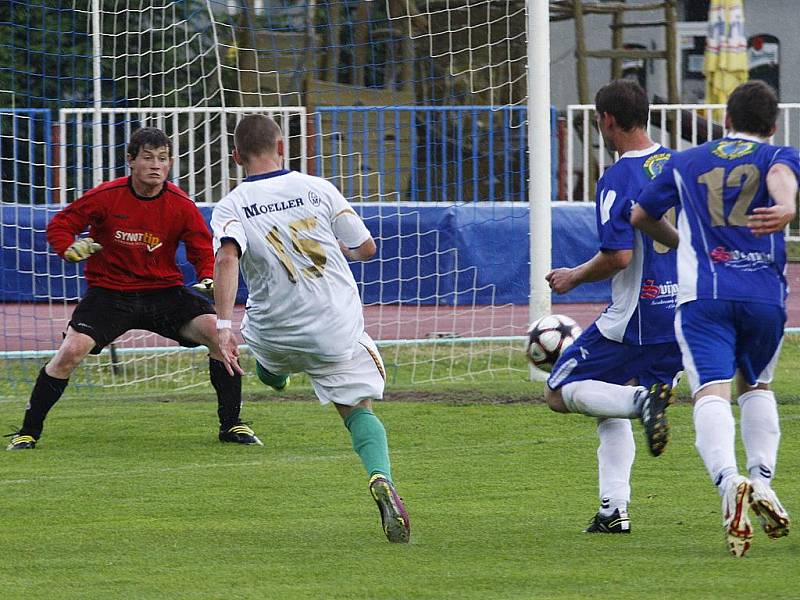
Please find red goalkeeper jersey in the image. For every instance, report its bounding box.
[47,176,214,291]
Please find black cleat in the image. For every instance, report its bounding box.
[5,431,38,451]
[218,422,263,446]
[369,474,411,543]
[584,508,631,534]
[639,383,673,457]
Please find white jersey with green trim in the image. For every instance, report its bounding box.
[211,169,371,361]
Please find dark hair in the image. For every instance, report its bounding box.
[234,114,282,162]
[127,127,172,158]
[594,79,649,131]
[727,80,778,137]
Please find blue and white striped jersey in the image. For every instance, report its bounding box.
[594,144,678,345]
[636,134,800,308]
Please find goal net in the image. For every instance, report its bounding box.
[1,0,541,396]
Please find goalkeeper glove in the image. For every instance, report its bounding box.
[192,278,214,296]
[64,237,102,262]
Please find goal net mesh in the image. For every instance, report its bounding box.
[1,0,539,396]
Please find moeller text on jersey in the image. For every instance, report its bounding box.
[243,197,304,219]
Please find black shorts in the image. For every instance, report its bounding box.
[68,286,215,354]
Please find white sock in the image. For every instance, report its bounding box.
[738,389,780,484]
[561,380,643,418]
[693,395,738,489]
[597,418,634,515]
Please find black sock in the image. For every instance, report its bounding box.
[21,367,69,438]
[209,358,242,429]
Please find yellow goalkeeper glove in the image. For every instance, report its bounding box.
[192,278,214,296]
[64,237,102,262]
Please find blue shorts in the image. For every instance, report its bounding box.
[675,299,785,395]
[547,323,682,390]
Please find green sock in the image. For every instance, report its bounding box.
[344,407,392,482]
[255,362,289,390]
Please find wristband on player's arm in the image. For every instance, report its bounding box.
[216,319,232,330]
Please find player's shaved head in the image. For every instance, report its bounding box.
[727,80,778,138]
[594,79,649,131]
[234,114,283,162]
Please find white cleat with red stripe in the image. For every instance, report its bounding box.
[722,475,753,557]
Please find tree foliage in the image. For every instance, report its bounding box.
[0,0,230,110]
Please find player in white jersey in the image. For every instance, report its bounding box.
[211,115,410,544]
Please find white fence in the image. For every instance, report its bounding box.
[566,102,800,239]
[57,107,307,204]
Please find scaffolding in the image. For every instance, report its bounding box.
[550,0,679,104]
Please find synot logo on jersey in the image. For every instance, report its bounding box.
[114,230,162,252]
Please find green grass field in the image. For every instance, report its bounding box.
[2,340,800,599]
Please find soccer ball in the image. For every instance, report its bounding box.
[525,314,582,371]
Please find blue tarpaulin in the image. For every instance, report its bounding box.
[1,202,609,305]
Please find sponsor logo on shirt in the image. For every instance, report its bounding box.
[308,191,321,206]
[640,278,678,304]
[709,246,733,262]
[712,140,757,160]
[709,245,773,269]
[243,197,304,218]
[114,230,162,251]
[643,152,671,179]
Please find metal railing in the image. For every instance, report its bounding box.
[566,102,800,240]
[57,107,307,203]
[5,105,557,205]
[315,106,557,202]
[0,109,54,203]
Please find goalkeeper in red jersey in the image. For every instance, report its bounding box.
[6,127,261,450]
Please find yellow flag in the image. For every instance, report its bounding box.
[704,0,748,120]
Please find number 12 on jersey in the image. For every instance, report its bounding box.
[698,164,760,227]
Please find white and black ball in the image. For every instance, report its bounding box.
[525,314,582,371]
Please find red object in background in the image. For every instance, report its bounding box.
[748,34,780,98]
[557,116,567,200]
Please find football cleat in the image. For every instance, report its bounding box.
[584,508,631,534]
[5,432,38,451]
[369,474,410,543]
[218,422,263,446]
[722,475,753,557]
[639,383,673,457]
[255,362,290,391]
[750,479,790,539]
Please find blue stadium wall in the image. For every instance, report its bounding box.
[1,202,609,305]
